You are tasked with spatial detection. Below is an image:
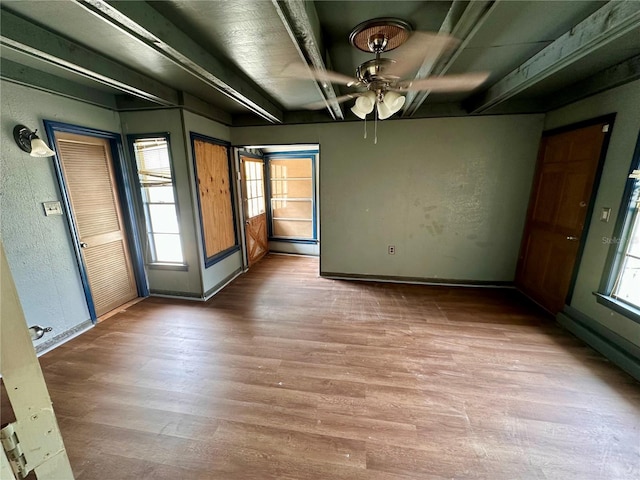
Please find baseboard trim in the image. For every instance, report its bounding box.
[557,306,640,382]
[35,319,94,357]
[320,271,513,288]
[150,290,202,300]
[203,267,243,301]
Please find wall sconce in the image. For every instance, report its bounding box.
[13,124,55,157]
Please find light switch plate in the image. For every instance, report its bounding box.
[42,201,63,216]
[600,207,611,222]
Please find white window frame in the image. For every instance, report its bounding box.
[597,134,640,322]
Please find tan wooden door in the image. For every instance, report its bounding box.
[516,121,610,313]
[241,156,268,266]
[54,132,137,317]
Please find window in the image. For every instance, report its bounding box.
[610,170,640,307]
[267,155,316,241]
[190,134,239,266]
[598,134,640,320]
[130,136,184,264]
[243,159,266,218]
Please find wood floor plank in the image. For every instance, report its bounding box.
[17,254,639,479]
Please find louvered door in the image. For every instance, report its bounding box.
[55,132,137,317]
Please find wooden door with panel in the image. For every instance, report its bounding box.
[241,155,268,267]
[516,121,610,313]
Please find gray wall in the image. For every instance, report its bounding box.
[545,79,640,347]
[233,114,544,281]
[182,110,242,295]
[120,109,203,297]
[0,80,122,347]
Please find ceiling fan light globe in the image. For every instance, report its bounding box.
[351,104,368,119]
[383,92,405,113]
[377,101,393,120]
[355,92,376,113]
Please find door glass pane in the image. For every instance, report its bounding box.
[244,160,266,219]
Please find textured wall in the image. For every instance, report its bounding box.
[0,80,122,347]
[545,79,640,346]
[233,114,544,281]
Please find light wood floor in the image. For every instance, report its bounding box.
[28,255,640,478]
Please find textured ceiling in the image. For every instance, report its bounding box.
[1,0,638,124]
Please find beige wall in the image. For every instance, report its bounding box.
[545,79,640,346]
[233,114,544,281]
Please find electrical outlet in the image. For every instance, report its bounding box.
[388,245,395,255]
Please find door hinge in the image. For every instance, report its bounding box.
[1,423,28,478]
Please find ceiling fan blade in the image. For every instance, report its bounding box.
[386,32,459,79]
[280,63,360,87]
[302,93,364,110]
[395,72,490,92]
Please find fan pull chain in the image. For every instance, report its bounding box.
[374,103,378,144]
[364,115,367,139]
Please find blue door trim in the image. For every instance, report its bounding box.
[43,120,148,323]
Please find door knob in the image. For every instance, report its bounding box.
[566,236,578,241]
[80,242,88,248]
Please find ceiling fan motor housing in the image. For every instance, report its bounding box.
[356,58,399,87]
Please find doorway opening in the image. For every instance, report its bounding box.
[235,144,319,270]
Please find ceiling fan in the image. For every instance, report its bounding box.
[284,18,489,124]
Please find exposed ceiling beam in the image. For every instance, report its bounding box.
[76,0,283,124]
[0,9,179,106]
[402,0,496,117]
[177,92,233,126]
[0,58,118,109]
[116,91,233,125]
[272,0,344,120]
[542,54,640,111]
[232,101,473,127]
[467,0,640,113]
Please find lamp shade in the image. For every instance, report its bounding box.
[377,92,405,120]
[351,91,376,119]
[30,137,56,157]
[13,125,56,157]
